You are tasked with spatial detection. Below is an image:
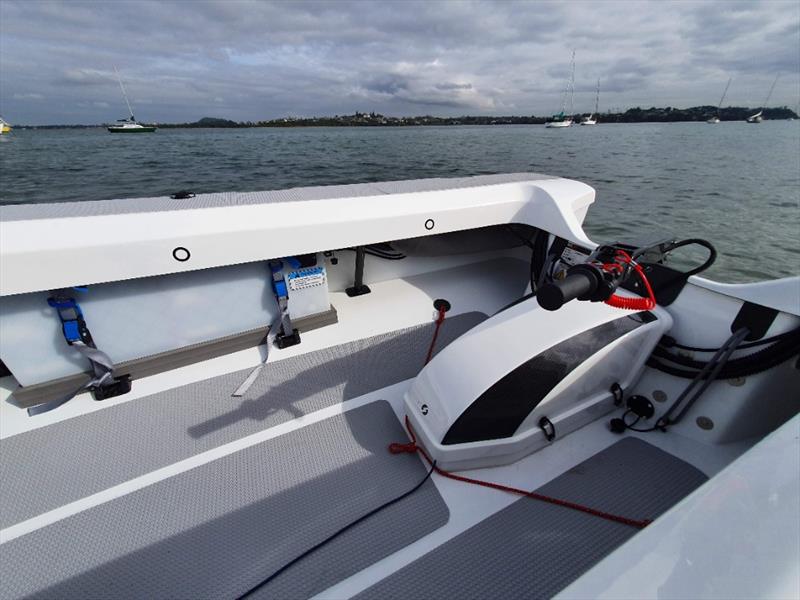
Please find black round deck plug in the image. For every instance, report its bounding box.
[433,299,451,313]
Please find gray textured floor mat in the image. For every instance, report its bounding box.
[0,312,483,528]
[356,437,708,600]
[0,401,449,600]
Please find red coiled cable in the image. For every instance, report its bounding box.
[603,250,656,311]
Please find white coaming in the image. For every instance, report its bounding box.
[0,178,595,296]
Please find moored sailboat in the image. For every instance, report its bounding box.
[707,77,731,124]
[546,50,575,128]
[107,67,156,133]
[747,76,778,123]
[581,79,600,125]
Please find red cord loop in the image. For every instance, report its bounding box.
[390,416,652,530]
[603,250,656,311]
[424,306,448,365]
[388,442,418,454]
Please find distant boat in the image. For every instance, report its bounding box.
[546,50,575,128]
[581,79,600,125]
[0,116,11,134]
[707,78,731,124]
[747,76,778,124]
[108,67,156,133]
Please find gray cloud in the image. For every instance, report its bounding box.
[0,0,798,124]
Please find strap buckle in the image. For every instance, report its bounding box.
[47,296,93,346]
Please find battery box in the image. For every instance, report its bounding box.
[285,254,331,320]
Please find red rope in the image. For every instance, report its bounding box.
[424,306,448,365]
[390,416,652,530]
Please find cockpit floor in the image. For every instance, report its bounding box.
[0,401,448,599]
[355,437,708,600]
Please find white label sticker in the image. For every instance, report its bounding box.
[289,273,326,291]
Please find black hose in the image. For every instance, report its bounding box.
[658,328,750,427]
[649,327,800,379]
[660,328,799,352]
[237,461,436,599]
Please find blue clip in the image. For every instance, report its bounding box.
[48,296,85,344]
[62,321,82,343]
[273,280,288,298]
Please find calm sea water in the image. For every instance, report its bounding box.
[1,123,798,282]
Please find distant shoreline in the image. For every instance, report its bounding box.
[13,106,799,129]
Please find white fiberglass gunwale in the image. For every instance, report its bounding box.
[0,173,595,296]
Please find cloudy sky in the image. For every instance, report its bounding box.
[1,0,798,124]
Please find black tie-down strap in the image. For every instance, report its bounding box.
[27,293,131,416]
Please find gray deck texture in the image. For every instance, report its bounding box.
[0,173,554,221]
[0,312,484,528]
[356,437,709,600]
[0,401,449,600]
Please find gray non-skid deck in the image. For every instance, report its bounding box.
[0,312,484,528]
[0,401,449,600]
[0,173,555,221]
[357,437,709,600]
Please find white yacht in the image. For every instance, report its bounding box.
[0,174,798,599]
[747,76,778,124]
[707,77,731,124]
[581,79,599,125]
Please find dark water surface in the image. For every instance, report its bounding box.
[1,123,798,282]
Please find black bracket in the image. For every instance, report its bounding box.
[610,382,623,406]
[91,374,132,401]
[731,301,778,341]
[275,328,301,349]
[346,246,371,297]
[538,416,556,442]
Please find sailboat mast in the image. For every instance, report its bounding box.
[569,49,575,116]
[717,77,731,117]
[594,78,600,115]
[762,75,778,109]
[114,66,135,121]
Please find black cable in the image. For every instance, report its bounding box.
[237,461,437,599]
[620,410,662,433]
[342,247,406,260]
[659,327,799,352]
[661,238,717,278]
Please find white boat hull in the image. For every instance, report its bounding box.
[546,119,573,128]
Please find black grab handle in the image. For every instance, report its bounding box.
[537,271,597,311]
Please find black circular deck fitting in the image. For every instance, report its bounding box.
[172,247,191,262]
[433,299,451,312]
[424,219,435,230]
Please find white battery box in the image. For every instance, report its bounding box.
[286,257,330,319]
